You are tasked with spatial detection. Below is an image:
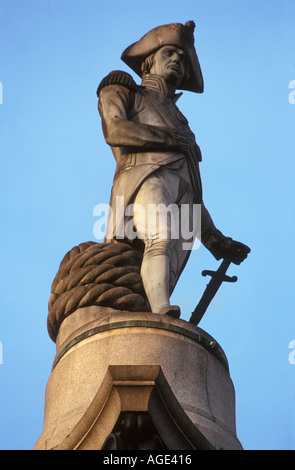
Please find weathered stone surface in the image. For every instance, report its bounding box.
[35,307,242,450]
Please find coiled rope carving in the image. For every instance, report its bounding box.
[47,241,149,342]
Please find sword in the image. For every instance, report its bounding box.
[189,258,238,326]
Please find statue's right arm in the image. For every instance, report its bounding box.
[98,85,185,151]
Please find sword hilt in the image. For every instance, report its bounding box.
[202,269,237,283]
[203,258,238,283]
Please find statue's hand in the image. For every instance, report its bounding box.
[210,237,251,265]
[171,130,189,153]
[170,130,201,160]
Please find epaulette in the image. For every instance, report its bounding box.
[97,70,137,97]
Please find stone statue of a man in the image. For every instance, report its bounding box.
[97,21,250,318]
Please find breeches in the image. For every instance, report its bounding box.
[132,164,200,294]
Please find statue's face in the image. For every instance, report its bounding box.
[149,45,188,87]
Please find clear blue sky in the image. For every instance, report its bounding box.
[1,0,295,450]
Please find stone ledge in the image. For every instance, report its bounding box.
[35,306,242,450]
[54,306,229,372]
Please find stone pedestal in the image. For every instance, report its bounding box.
[35,306,242,450]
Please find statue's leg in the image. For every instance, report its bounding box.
[132,170,183,316]
[140,246,170,313]
[132,164,198,316]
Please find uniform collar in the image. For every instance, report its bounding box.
[141,74,183,103]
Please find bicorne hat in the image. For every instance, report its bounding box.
[121,21,204,93]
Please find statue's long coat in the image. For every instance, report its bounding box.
[97,71,203,241]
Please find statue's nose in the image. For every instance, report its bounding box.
[171,53,180,63]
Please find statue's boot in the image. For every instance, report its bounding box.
[158,304,181,318]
